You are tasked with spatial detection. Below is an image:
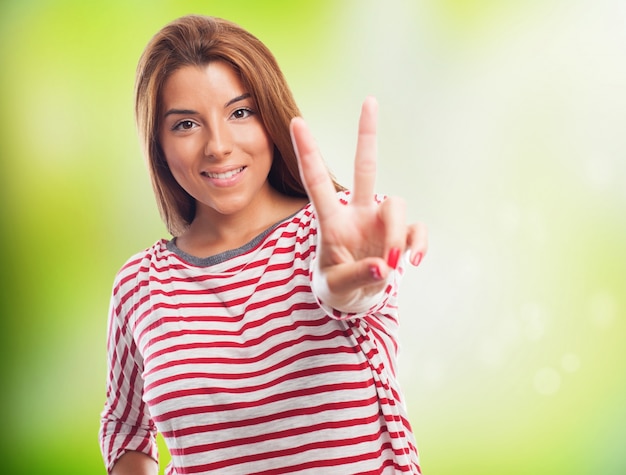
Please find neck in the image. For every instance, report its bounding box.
[177,189,308,258]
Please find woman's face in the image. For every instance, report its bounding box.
[159,61,275,221]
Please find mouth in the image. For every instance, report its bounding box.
[201,166,246,179]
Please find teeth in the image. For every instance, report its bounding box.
[203,167,244,179]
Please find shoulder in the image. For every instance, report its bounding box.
[340,190,387,205]
[112,239,170,296]
[330,190,386,205]
[287,190,386,229]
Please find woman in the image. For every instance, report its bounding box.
[100,14,427,475]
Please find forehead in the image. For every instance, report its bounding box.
[160,61,246,107]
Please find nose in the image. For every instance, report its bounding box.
[204,119,233,159]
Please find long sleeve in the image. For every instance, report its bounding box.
[304,211,418,472]
[99,265,158,472]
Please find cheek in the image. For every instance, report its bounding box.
[247,129,274,159]
[161,138,197,172]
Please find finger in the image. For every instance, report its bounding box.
[290,117,340,222]
[378,196,407,269]
[352,96,378,207]
[406,222,428,266]
[325,257,390,295]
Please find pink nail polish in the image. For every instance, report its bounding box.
[412,252,423,267]
[370,265,383,281]
[387,247,400,269]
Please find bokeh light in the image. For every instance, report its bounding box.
[1,1,624,474]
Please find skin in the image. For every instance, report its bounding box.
[110,450,157,475]
[291,97,427,310]
[111,64,427,475]
[159,61,308,257]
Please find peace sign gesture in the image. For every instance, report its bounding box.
[290,97,428,312]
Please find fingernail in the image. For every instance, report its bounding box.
[387,247,400,269]
[412,252,424,267]
[369,265,383,281]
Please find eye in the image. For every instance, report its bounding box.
[231,108,254,120]
[173,120,197,131]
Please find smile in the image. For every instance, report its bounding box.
[201,166,245,179]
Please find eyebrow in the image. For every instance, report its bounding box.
[163,93,252,118]
[226,93,251,107]
[163,108,198,118]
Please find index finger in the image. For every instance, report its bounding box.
[290,117,341,222]
[352,96,378,207]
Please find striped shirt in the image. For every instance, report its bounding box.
[99,194,421,474]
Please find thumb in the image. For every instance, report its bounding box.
[325,257,390,295]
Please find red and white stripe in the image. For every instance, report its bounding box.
[100,195,421,474]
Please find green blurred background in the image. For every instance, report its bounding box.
[1,0,624,473]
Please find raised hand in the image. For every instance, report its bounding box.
[289,97,427,312]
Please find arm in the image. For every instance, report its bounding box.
[99,265,159,471]
[290,97,428,313]
[111,451,158,475]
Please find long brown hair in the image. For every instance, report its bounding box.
[135,15,344,236]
